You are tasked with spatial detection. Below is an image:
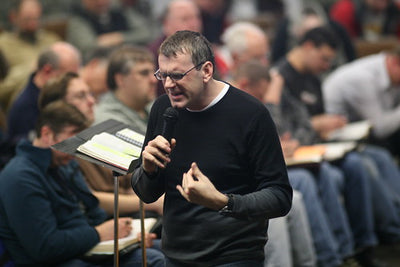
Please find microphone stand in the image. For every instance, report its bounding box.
[112,171,147,267]
[140,200,147,267]
[112,171,120,267]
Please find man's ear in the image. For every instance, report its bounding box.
[238,77,250,89]
[231,52,242,70]
[41,63,54,75]
[388,54,400,67]
[302,41,316,51]
[40,125,54,146]
[202,61,214,82]
[114,73,124,88]
[88,58,99,67]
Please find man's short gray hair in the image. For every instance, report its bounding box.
[221,22,266,54]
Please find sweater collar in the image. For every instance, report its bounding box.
[16,139,53,172]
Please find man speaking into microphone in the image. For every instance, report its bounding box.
[131,30,292,267]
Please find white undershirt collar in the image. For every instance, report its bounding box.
[187,82,229,112]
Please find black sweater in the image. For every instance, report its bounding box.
[132,86,292,266]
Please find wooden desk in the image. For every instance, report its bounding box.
[355,38,399,58]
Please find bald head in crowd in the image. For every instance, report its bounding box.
[221,22,270,73]
[34,41,81,88]
[49,41,82,70]
[162,0,203,37]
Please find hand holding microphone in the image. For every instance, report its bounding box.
[142,107,179,174]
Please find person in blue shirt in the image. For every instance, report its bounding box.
[0,100,164,266]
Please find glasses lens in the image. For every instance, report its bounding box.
[170,73,184,81]
[154,71,184,81]
[138,69,152,76]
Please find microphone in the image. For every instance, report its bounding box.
[161,107,179,142]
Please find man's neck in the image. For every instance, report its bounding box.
[79,67,88,82]
[287,48,306,73]
[32,72,46,89]
[32,138,47,149]
[114,90,147,118]
[187,79,226,111]
[17,30,38,44]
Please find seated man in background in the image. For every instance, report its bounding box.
[274,26,400,266]
[94,45,157,135]
[38,72,163,218]
[0,0,61,111]
[66,0,153,58]
[323,47,400,159]
[6,41,81,144]
[0,100,165,266]
[271,4,356,70]
[0,0,60,69]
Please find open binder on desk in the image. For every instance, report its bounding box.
[52,119,147,267]
[52,119,144,175]
[326,120,371,142]
[85,218,158,256]
[285,121,370,169]
[285,141,358,167]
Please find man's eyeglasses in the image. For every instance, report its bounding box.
[154,62,204,81]
[136,69,154,77]
[70,91,94,101]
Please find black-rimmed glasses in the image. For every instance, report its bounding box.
[154,62,204,81]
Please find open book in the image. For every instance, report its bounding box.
[85,217,158,256]
[327,120,371,142]
[285,141,357,167]
[77,128,145,172]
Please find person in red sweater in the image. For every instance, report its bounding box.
[330,0,400,40]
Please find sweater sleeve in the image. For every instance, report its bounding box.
[131,97,169,203]
[131,165,165,203]
[228,108,292,220]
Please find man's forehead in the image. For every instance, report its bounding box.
[57,125,80,136]
[319,45,336,57]
[159,53,191,63]
[67,79,88,92]
[133,61,154,69]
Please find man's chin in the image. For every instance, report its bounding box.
[170,101,187,109]
[60,160,72,166]
[18,31,37,43]
[86,114,94,124]
[168,97,187,109]
[58,157,73,166]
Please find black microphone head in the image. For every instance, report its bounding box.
[162,107,179,141]
[163,107,179,122]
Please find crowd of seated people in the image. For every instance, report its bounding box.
[1,0,400,266]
